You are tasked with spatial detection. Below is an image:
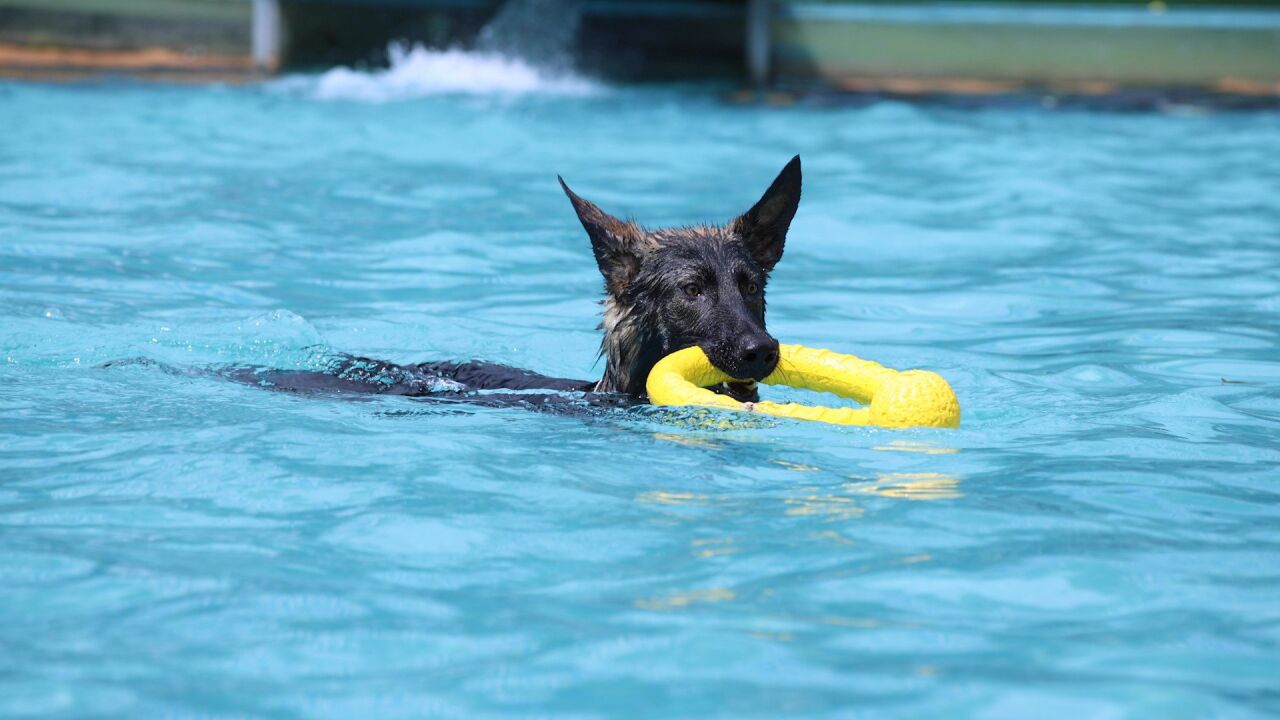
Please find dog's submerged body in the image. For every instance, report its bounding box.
[237,157,802,408]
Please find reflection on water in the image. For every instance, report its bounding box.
[651,431,723,450]
[847,472,964,501]
[872,439,961,454]
[784,493,866,521]
[635,490,719,506]
[771,458,823,472]
[691,536,739,558]
[635,587,736,612]
[809,529,856,545]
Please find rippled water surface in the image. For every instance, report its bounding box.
[2,71,1279,718]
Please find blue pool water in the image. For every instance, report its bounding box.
[2,58,1279,718]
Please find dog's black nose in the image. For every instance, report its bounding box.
[739,337,780,380]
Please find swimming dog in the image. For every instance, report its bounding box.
[239,156,802,408]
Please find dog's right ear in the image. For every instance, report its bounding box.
[731,155,801,273]
[560,176,648,295]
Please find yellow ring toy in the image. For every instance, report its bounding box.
[646,344,960,429]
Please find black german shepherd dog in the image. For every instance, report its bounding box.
[237,156,802,413]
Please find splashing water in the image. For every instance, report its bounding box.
[477,0,582,71]
[293,0,595,102]
[305,43,599,102]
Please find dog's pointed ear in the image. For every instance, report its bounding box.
[560,176,647,295]
[730,155,801,272]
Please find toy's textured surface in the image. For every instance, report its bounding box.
[646,344,961,428]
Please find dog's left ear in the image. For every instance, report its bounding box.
[730,155,801,272]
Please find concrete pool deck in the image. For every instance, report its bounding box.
[770,2,1280,92]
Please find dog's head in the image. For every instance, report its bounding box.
[560,156,801,394]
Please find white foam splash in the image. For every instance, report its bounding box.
[298,43,599,102]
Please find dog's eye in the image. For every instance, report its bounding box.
[682,283,702,299]
[743,281,759,295]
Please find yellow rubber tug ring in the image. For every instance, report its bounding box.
[646,344,960,429]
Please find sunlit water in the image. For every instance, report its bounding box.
[2,55,1279,718]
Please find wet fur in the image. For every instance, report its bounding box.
[564,155,802,400]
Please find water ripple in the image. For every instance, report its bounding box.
[1,81,1278,717]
